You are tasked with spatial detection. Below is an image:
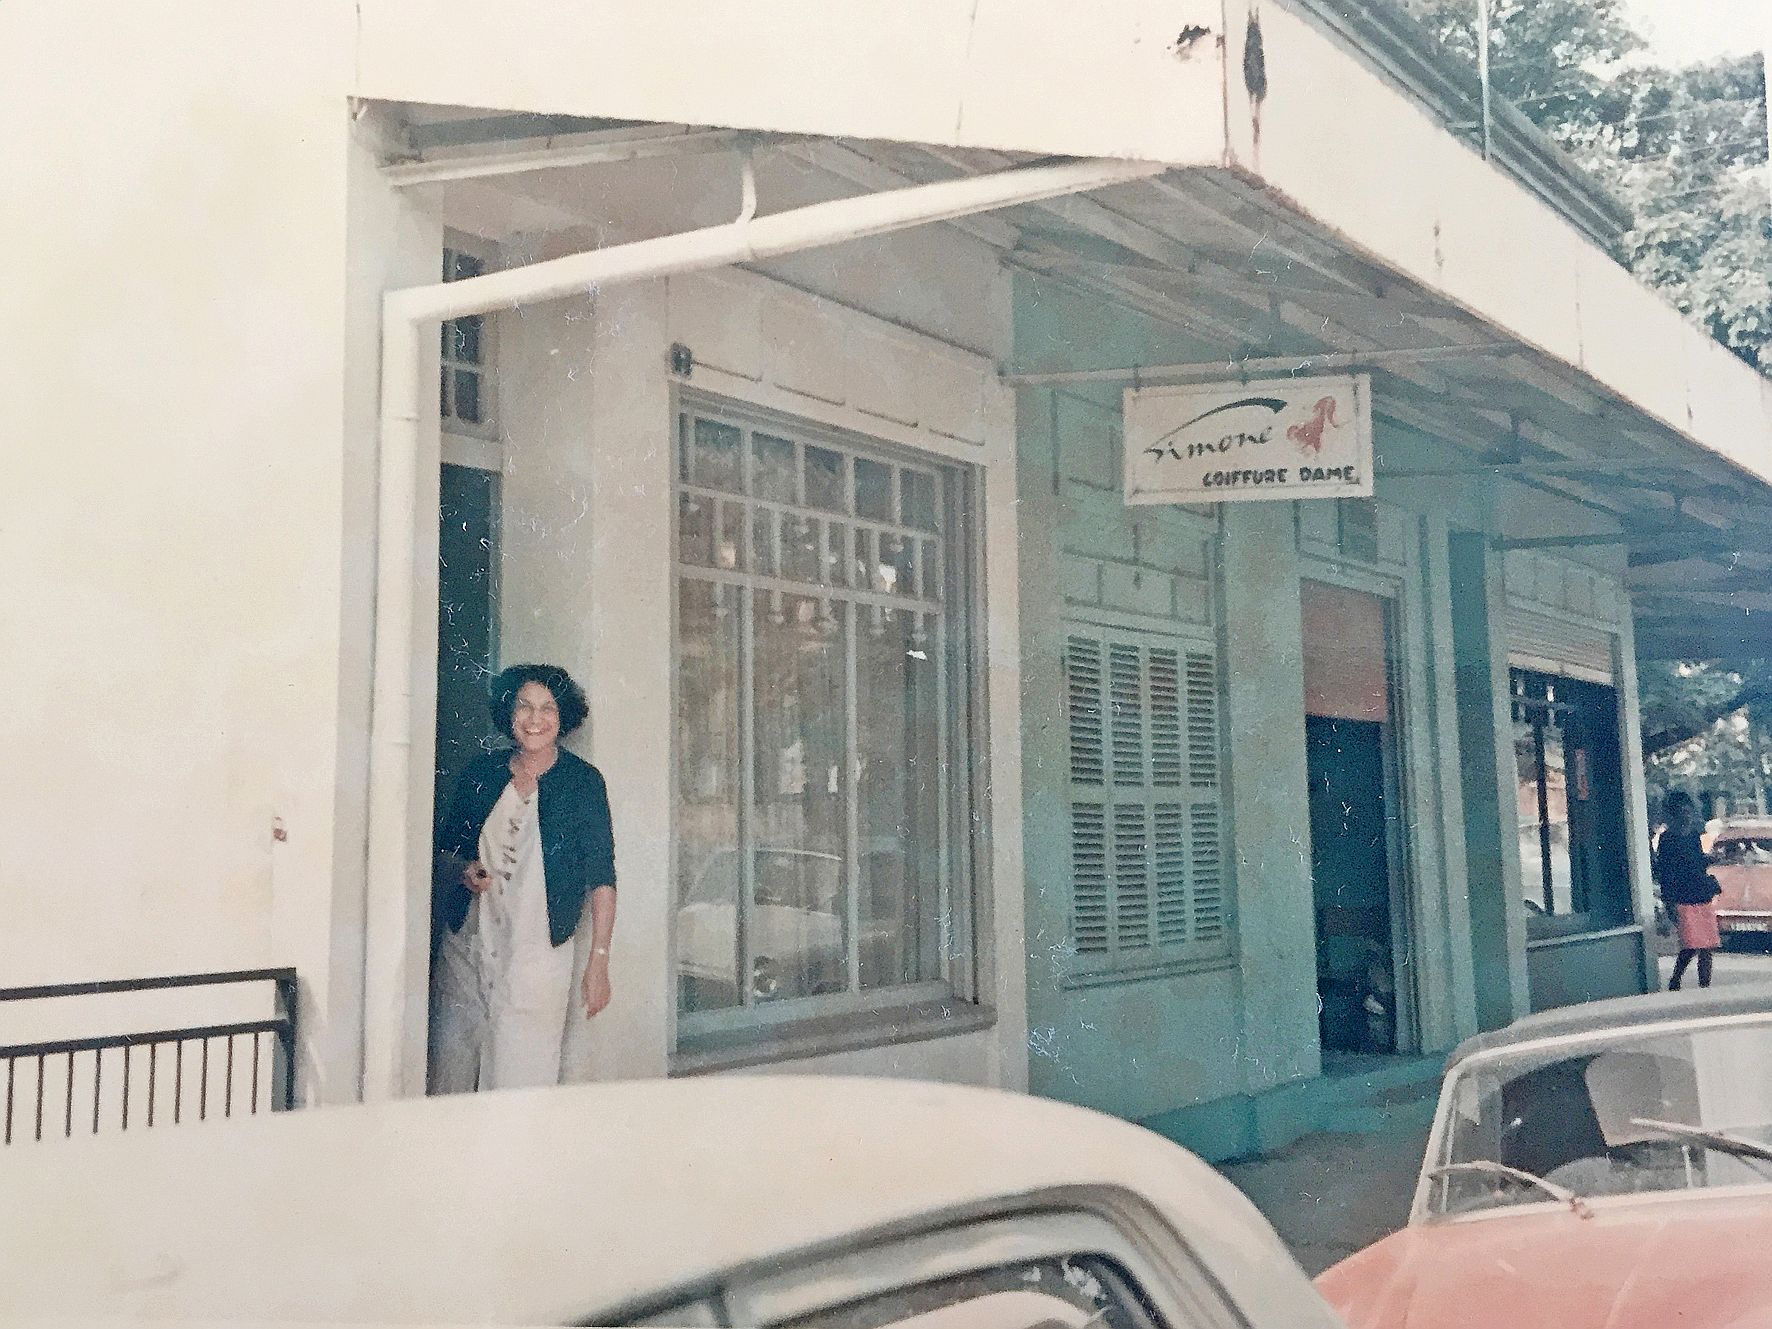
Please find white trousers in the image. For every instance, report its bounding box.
[428,908,578,1093]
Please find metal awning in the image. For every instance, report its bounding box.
[363,0,1772,662]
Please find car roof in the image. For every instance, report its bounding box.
[0,1075,1333,1326]
[1446,982,1772,1068]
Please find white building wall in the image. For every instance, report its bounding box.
[0,2,376,1099]
[491,262,1029,1089]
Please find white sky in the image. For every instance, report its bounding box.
[1618,0,1769,67]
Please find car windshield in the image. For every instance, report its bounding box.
[1431,1016,1772,1216]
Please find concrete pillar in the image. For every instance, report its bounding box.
[1221,503,1321,1094]
[1614,600,1659,993]
[1447,532,1530,1029]
[565,280,675,1081]
[1419,515,1481,1045]
[1014,385,1076,1094]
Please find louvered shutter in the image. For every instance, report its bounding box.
[1063,626,1230,971]
[1185,650,1227,946]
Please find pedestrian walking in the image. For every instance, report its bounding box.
[1655,790,1720,990]
[429,663,617,1092]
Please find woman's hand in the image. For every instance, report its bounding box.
[582,954,612,1018]
[462,861,493,894]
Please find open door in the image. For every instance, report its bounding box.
[432,463,500,943]
[1301,580,1412,1056]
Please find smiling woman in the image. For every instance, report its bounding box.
[428,663,618,1093]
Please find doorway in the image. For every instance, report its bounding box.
[1301,580,1411,1056]
[433,463,501,867]
[1307,717,1398,1053]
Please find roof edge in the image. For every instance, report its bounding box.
[1280,0,1633,253]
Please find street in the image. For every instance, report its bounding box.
[1657,941,1772,986]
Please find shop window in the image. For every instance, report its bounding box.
[1512,669,1632,932]
[1063,624,1229,975]
[673,399,977,1043]
[440,244,494,435]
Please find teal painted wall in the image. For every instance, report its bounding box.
[1009,269,1649,1144]
[1014,274,1323,1122]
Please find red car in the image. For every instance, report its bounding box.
[1319,985,1772,1329]
[1710,818,1772,948]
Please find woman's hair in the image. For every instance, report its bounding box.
[489,663,588,740]
[1663,790,1699,834]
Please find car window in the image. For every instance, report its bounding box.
[771,1255,1164,1329]
[719,1210,1248,1329]
[1434,1018,1772,1215]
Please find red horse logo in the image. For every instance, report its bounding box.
[1288,396,1342,455]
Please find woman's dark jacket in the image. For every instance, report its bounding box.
[436,748,617,947]
[1654,828,1718,906]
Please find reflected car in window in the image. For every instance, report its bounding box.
[1709,819,1772,948]
[4,1076,1347,1327]
[1319,984,1772,1329]
[676,846,907,1006]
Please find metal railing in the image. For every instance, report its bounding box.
[0,968,298,1145]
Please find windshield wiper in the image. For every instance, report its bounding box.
[1427,1160,1594,1218]
[1629,1118,1772,1176]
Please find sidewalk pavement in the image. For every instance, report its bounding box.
[1218,1077,1438,1277]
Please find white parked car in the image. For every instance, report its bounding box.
[2,1076,1344,1327]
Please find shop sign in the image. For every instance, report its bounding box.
[1124,374,1372,505]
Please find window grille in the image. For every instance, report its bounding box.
[673,399,978,1039]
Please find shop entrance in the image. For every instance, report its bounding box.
[1307,716,1398,1053]
[1301,580,1411,1056]
[433,463,501,846]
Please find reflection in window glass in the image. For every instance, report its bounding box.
[782,516,822,584]
[857,608,943,989]
[672,404,969,1031]
[1512,669,1627,925]
[688,417,744,493]
[1542,719,1572,913]
[855,456,893,522]
[901,468,939,532]
[805,444,847,512]
[676,581,743,1014]
[752,594,849,1002]
[754,432,798,503]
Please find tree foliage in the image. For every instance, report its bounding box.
[1400,2,1772,804]
[1401,0,1771,368]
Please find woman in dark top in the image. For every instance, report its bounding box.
[429,663,617,1092]
[1655,790,1719,990]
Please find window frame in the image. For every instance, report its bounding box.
[439,235,499,443]
[1511,666,1633,935]
[718,1208,1244,1329]
[1061,618,1232,983]
[669,391,988,1051]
